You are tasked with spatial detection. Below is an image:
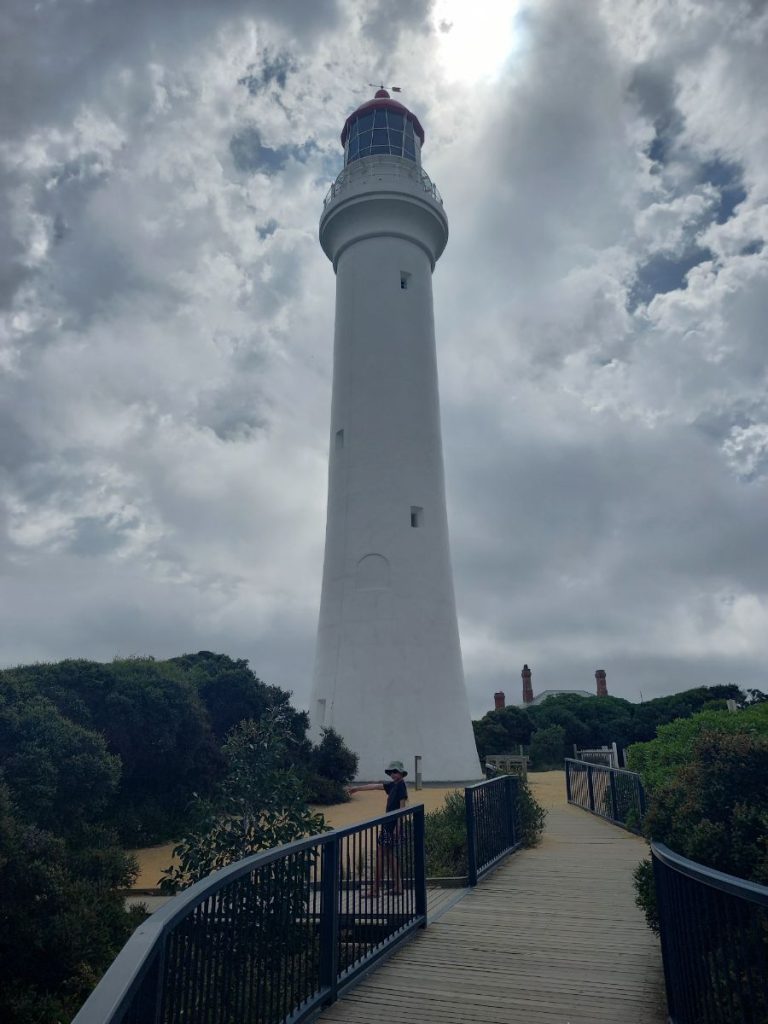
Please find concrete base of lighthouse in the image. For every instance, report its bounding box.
[310,154,482,783]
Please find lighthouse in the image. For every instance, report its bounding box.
[309,89,482,782]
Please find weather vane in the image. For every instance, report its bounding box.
[368,83,402,93]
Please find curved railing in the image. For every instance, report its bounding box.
[565,757,645,833]
[465,775,522,886]
[652,842,768,1024]
[73,806,425,1024]
[323,159,443,209]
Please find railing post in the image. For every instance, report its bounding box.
[609,770,619,823]
[412,805,427,924]
[587,764,595,813]
[507,775,519,846]
[565,760,572,802]
[319,838,340,1005]
[464,788,478,887]
[637,777,647,818]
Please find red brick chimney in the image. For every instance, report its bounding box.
[595,668,608,697]
[521,664,533,705]
[493,691,506,711]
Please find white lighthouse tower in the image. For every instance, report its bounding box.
[310,89,481,782]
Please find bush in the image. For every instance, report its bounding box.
[306,773,349,805]
[161,711,328,891]
[518,779,547,848]
[630,704,768,930]
[424,780,546,879]
[425,791,467,878]
[626,702,768,795]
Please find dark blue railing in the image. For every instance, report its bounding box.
[465,775,522,886]
[565,757,645,833]
[652,842,768,1024]
[73,806,425,1024]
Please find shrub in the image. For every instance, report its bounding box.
[306,773,349,805]
[161,711,328,891]
[425,791,467,878]
[630,704,768,931]
[518,780,547,848]
[424,781,546,879]
[626,702,768,795]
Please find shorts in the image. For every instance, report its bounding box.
[377,828,405,848]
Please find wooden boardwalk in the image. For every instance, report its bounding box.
[319,776,667,1024]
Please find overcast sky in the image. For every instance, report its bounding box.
[2,0,767,715]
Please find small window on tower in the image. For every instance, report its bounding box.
[335,429,344,450]
[400,272,410,290]
[410,506,423,527]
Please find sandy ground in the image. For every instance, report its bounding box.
[129,772,566,890]
[129,784,462,890]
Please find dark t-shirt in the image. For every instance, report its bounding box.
[384,778,408,813]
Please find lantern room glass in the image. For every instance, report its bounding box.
[344,109,420,165]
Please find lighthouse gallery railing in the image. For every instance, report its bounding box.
[72,806,426,1024]
[323,158,443,209]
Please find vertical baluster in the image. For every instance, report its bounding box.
[465,787,477,886]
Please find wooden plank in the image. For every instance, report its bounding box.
[319,775,667,1023]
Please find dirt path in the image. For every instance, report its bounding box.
[130,783,463,889]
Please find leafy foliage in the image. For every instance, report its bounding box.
[306,727,358,804]
[528,724,566,769]
[425,790,468,877]
[0,651,358,1022]
[424,781,546,878]
[0,681,139,1023]
[517,778,547,846]
[472,684,745,766]
[473,706,533,764]
[629,703,768,930]
[161,711,329,891]
[626,701,768,794]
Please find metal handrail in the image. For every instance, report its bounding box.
[652,841,768,1023]
[322,159,443,209]
[652,841,768,906]
[465,775,521,887]
[73,804,425,1024]
[564,757,646,833]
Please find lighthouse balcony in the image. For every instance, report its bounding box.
[323,155,443,210]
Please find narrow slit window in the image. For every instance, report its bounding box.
[335,429,344,450]
[410,506,423,528]
[400,272,411,290]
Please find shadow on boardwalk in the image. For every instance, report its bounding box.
[319,771,667,1024]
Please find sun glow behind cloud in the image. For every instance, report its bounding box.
[432,0,521,84]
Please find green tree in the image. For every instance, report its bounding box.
[0,682,140,1024]
[161,711,328,891]
[306,728,358,804]
[529,724,566,769]
[473,706,533,762]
